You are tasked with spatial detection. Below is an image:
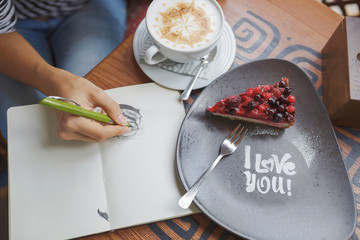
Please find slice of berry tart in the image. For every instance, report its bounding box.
[208,77,296,128]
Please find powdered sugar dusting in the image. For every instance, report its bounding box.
[241,121,317,168]
[233,121,314,168]
[238,122,284,136]
[288,132,320,168]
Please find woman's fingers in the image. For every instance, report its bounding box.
[88,89,128,126]
[57,131,99,143]
[56,111,131,142]
[50,75,132,142]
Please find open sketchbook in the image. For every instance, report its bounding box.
[7,83,199,240]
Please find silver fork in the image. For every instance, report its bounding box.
[178,124,248,209]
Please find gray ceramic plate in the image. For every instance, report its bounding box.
[176,59,356,240]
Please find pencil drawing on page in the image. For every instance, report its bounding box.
[97,208,109,222]
[117,104,142,138]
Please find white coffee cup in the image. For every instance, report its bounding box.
[144,0,224,65]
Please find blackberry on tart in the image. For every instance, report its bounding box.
[208,77,296,128]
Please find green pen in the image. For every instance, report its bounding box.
[39,96,127,126]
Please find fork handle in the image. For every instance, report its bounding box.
[178,153,225,209]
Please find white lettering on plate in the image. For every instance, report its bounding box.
[243,145,295,196]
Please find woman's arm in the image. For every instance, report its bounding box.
[0,31,130,142]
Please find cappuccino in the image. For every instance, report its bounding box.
[146,0,223,51]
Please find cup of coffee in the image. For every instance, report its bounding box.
[144,0,224,65]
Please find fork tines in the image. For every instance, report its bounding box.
[228,124,248,146]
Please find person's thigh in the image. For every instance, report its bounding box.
[0,20,53,140]
[0,73,46,140]
[16,19,55,64]
[50,0,127,77]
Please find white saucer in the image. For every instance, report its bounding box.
[133,19,236,90]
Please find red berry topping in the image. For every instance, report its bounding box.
[258,103,267,112]
[272,87,282,99]
[288,95,296,103]
[251,109,259,115]
[287,105,296,113]
[246,88,254,96]
[278,80,286,88]
[247,101,257,110]
[224,95,241,108]
[236,108,244,115]
[208,77,295,128]
[263,92,272,100]
[242,95,252,103]
[253,86,261,95]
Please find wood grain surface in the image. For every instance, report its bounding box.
[0,0,341,239]
[81,0,360,240]
[86,0,342,90]
[2,1,355,240]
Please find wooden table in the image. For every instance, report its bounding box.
[81,0,360,239]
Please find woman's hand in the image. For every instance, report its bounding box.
[47,70,131,142]
[0,32,130,142]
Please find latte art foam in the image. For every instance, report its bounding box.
[147,0,222,51]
